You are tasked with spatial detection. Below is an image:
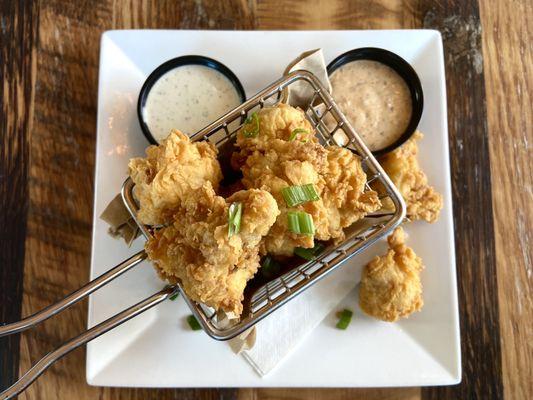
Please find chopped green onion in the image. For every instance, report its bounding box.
[169,292,179,301]
[261,255,281,278]
[336,309,353,330]
[289,128,309,141]
[243,112,259,138]
[228,202,243,238]
[187,315,202,331]
[281,184,320,207]
[287,211,315,235]
[294,243,325,261]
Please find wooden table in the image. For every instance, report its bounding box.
[1,0,531,399]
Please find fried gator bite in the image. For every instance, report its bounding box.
[232,102,316,165]
[234,104,381,256]
[128,129,223,226]
[146,184,279,316]
[359,227,424,322]
[378,131,443,223]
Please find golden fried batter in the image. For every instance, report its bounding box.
[145,184,279,316]
[359,227,424,322]
[378,131,443,223]
[128,130,222,225]
[240,139,326,255]
[321,146,382,239]
[236,104,381,256]
[234,103,316,157]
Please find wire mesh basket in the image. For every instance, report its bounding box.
[122,70,406,340]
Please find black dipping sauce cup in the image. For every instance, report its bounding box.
[137,55,246,145]
[327,47,424,157]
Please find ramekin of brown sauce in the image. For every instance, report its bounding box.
[327,48,423,157]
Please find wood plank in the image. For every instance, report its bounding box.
[238,388,420,400]
[18,1,113,398]
[254,0,418,30]
[0,0,38,391]
[479,1,533,399]
[420,1,503,398]
[110,0,255,30]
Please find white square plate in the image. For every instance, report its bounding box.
[87,30,460,387]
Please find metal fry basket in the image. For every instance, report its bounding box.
[0,70,404,400]
[123,70,406,340]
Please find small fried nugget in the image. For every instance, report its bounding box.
[320,146,382,240]
[378,132,443,223]
[145,184,279,316]
[359,227,424,322]
[240,138,328,255]
[235,103,315,152]
[128,130,223,226]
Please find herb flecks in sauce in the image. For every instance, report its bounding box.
[144,65,242,142]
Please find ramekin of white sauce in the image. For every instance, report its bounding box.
[138,56,245,144]
[327,48,423,156]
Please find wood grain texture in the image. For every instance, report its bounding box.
[237,388,420,400]
[479,1,533,399]
[0,0,38,390]
[18,1,111,398]
[421,2,503,398]
[0,0,528,399]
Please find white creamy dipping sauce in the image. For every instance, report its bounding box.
[143,64,242,142]
[330,60,412,151]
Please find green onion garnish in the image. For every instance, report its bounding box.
[281,184,320,207]
[187,315,202,331]
[294,243,324,261]
[289,128,309,141]
[169,292,179,301]
[287,211,315,235]
[336,309,353,330]
[261,255,281,278]
[228,202,242,238]
[243,112,259,138]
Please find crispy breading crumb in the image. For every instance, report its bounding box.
[378,132,443,223]
[128,129,223,226]
[146,184,279,316]
[359,227,424,322]
[236,104,381,256]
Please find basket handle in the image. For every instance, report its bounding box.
[0,250,147,337]
[0,286,175,400]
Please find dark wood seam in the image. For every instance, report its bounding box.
[420,1,503,399]
[0,0,39,390]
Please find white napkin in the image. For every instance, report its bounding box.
[240,269,360,376]
[282,48,332,108]
[234,225,385,376]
